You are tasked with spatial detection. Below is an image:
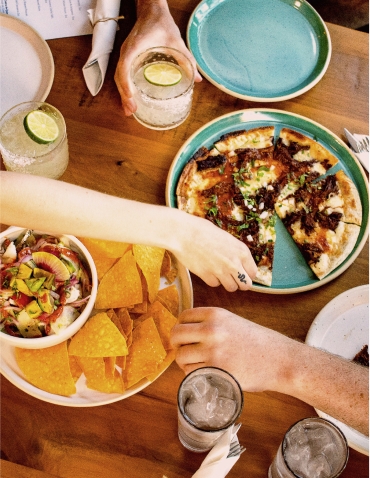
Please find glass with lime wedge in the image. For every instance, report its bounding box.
[131,47,195,130]
[0,101,69,179]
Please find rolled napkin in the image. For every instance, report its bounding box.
[82,0,123,96]
[353,133,369,172]
[192,424,243,478]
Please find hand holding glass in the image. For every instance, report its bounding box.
[131,47,194,130]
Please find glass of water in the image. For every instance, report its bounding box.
[131,46,195,130]
[0,101,69,179]
[177,367,244,453]
[268,417,349,478]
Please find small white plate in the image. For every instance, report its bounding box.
[306,285,369,455]
[0,14,54,117]
[1,253,193,407]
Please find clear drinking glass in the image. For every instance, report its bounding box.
[0,101,69,179]
[177,367,244,453]
[268,417,349,478]
[131,46,195,130]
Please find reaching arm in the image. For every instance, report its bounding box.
[114,0,202,115]
[170,307,369,436]
[0,172,257,291]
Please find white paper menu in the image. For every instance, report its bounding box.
[0,0,96,39]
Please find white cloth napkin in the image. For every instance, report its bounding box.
[82,0,122,96]
[192,424,242,478]
[353,133,369,172]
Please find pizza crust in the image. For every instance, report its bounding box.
[215,126,275,153]
[310,223,361,279]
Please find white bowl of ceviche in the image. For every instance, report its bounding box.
[0,227,98,349]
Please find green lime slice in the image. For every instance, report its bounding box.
[143,63,182,86]
[24,110,60,144]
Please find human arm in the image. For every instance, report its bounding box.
[0,172,256,291]
[170,307,369,435]
[114,0,202,115]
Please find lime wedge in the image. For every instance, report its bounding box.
[143,63,182,86]
[24,110,60,144]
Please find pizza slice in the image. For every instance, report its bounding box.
[274,128,340,203]
[275,170,362,279]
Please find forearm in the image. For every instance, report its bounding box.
[277,340,369,435]
[0,172,184,250]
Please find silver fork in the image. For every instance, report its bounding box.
[227,440,246,458]
[357,136,369,153]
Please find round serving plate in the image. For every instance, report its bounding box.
[166,108,369,294]
[0,14,54,117]
[1,241,193,407]
[187,0,331,101]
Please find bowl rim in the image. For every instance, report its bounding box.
[0,226,98,349]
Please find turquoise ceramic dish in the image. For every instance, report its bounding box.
[187,0,331,101]
[165,109,369,294]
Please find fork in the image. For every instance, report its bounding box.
[357,136,369,153]
[227,440,246,458]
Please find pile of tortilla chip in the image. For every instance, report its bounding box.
[15,239,180,397]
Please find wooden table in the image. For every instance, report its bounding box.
[1,1,369,476]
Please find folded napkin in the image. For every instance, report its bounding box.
[82,0,123,96]
[192,424,242,478]
[353,133,369,172]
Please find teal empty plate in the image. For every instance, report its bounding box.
[187,0,331,101]
[165,109,369,294]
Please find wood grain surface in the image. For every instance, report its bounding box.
[1,1,369,476]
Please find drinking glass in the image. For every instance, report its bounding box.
[131,46,195,130]
[0,101,69,179]
[177,367,244,453]
[268,417,349,478]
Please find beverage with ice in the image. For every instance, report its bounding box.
[268,417,348,478]
[0,101,68,179]
[131,47,194,130]
[177,367,243,452]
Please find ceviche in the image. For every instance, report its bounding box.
[0,230,92,338]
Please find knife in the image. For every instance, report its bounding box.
[344,128,360,153]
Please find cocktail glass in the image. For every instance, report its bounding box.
[268,417,349,478]
[131,46,195,130]
[0,101,69,179]
[177,366,244,452]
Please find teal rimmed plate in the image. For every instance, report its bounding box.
[187,0,331,101]
[165,109,369,294]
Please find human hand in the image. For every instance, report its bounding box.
[168,213,257,291]
[170,307,292,392]
[114,2,202,115]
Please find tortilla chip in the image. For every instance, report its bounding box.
[146,349,176,382]
[94,256,118,280]
[160,251,178,284]
[69,354,83,383]
[133,245,165,303]
[136,300,177,350]
[78,237,131,259]
[68,312,128,357]
[95,251,143,309]
[77,356,124,394]
[116,355,126,370]
[115,308,133,346]
[15,342,76,396]
[156,285,179,317]
[128,270,148,313]
[124,317,166,388]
